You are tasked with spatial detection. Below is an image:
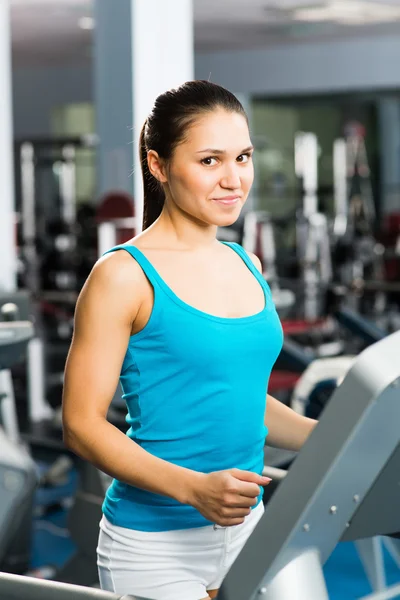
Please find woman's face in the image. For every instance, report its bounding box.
[162,109,254,228]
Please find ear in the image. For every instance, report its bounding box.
[147,150,168,183]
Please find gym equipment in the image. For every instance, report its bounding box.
[2,335,397,598]
[334,305,387,347]
[0,305,37,574]
[52,460,109,587]
[294,132,333,321]
[240,210,342,362]
[96,191,137,255]
[291,306,388,420]
[4,330,396,599]
[0,296,72,572]
[332,127,387,319]
[40,218,79,292]
[0,290,51,435]
[15,136,97,294]
[242,210,295,319]
[296,210,332,320]
[32,386,125,587]
[0,572,136,600]
[289,307,400,598]
[272,331,344,407]
[0,290,53,444]
[290,354,355,419]
[31,327,400,591]
[0,298,88,580]
[333,129,375,242]
[294,132,318,219]
[379,212,400,290]
[218,330,400,599]
[48,384,129,586]
[243,211,278,284]
[244,133,333,323]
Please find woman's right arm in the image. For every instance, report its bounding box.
[62,252,200,505]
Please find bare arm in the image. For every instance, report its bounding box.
[264,394,316,451]
[62,252,200,505]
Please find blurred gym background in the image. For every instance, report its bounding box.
[0,1,399,599]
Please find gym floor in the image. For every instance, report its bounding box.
[29,459,400,599]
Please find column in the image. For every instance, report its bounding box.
[94,0,194,231]
[377,97,400,215]
[93,0,134,199]
[0,0,16,291]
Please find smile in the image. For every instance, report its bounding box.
[212,196,241,206]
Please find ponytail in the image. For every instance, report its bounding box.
[139,120,165,230]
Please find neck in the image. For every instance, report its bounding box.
[148,203,219,252]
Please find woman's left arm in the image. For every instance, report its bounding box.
[264,394,317,452]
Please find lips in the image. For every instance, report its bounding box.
[212,196,241,205]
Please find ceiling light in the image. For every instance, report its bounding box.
[78,16,95,30]
[293,1,400,25]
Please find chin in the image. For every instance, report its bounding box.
[213,206,243,228]
[196,202,245,228]
[214,214,241,228]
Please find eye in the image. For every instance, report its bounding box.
[237,152,252,163]
[201,156,218,166]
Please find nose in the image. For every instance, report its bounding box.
[220,163,241,190]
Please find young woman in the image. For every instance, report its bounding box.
[62,80,317,600]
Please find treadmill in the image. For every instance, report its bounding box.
[0,330,399,599]
[0,303,37,573]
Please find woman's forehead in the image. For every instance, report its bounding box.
[182,110,250,148]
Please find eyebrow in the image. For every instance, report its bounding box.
[196,145,254,155]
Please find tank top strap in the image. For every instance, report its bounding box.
[222,241,270,288]
[103,244,164,290]
[223,242,265,282]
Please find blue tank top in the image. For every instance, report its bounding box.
[102,242,283,532]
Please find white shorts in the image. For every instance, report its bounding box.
[97,502,264,600]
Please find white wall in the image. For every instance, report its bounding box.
[12,65,92,138]
[195,34,400,96]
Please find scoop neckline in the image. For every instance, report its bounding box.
[126,242,269,324]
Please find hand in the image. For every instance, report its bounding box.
[188,468,271,527]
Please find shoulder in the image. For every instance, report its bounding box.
[93,247,146,289]
[77,247,148,315]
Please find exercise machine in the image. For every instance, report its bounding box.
[0,289,50,433]
[0,303,37,574]
[294,131,333,321]
[0,572,136,600]
[291,305,388,419]
[1,331,398,599]
[332,127,388,320]
[289,308,400,598]
[52,460,110,587]
[218,330,400,599]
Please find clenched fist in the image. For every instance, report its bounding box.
[187,468,271,527]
